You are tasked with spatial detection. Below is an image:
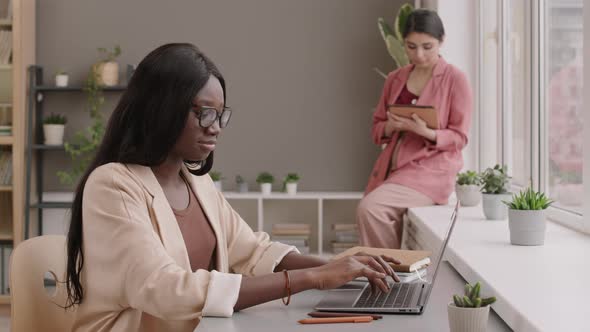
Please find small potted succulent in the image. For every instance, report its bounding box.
[504,187,553,246]
[282,173,300,195]
[43,113,67,145]
[209,171,223,192]
[448,282,496,332]
[256,172,274,195]
[55,70,69,87]
[94,45,122,86]
[480,164,512,220]
[455,170,482,207]
[235,175,248,193]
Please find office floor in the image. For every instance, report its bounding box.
[0,305,8,331]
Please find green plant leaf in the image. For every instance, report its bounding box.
[384,35,409,68]
[394,3,414,41]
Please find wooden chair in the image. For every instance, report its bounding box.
[10,235,76,331]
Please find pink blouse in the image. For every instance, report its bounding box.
[365,57,473,204]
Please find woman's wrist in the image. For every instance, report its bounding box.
[289,269,318,292]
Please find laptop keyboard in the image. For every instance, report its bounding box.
[353,283,419,308]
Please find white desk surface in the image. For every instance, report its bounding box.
[407,203,590,332]
[196,262,511,332]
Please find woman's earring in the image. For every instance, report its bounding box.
[184,160,203,171]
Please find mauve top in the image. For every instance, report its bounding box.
[366,57,473,204]
[173,178,217,272]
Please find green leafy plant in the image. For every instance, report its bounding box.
[452,282,496,308]
[57,51,110,185]
[43,113,67,125]
[235,175,244,184]
[480,164,511,194]
[97,45,122,63]
[503,187,553,210]
[209,171,223,182]
[282,173,300,191]
[456,170,481,186]
[376,3,414,73]
[256,172,274,184]
[55,69,68,76]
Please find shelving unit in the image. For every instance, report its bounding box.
[24,65,127,238]
[0,0,36,304]
[223,191,363,256]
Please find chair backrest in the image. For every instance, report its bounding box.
[10,235,76,331]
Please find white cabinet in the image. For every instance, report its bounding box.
[224,191,363,256]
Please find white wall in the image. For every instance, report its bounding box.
[584,3,589,231]
[436,0,479,172]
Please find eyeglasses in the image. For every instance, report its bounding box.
[191,105,232,128]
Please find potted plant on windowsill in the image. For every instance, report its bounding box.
[43,113,67,145]
[256,172,274,195]
[210,171,223,192]
[235,175,248,193]
[503,187,553,246]
[480,164,512,220]
[55,70,69,87]
[448,282,496,332]
[283,173,300,195]
[455,170,482,207]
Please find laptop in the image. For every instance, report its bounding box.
[314,201,460,314]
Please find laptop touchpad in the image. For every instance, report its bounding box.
[315,288,363,309]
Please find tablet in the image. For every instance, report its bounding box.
[387,104,439,129]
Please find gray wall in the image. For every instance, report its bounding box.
[37,0,406,192]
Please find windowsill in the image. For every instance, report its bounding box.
[406,201,590,332]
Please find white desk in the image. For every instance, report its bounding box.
[196,262,511,332]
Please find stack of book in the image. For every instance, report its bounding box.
[0,150,11,185]
[271,223,311,254]
[0,30,11,65]
[331,223,359,254]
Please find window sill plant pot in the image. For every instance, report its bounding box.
[505,187,552,246]
[256,172,274,195]
[43,113,67,145]
[482,193,512,220]
[447,282,496,332]
[455,170,482,207]
[55,72,69,87]
[286,182,297,195]
[480,164,511,220]
[94,45,122,87]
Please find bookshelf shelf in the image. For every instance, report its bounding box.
[0,185,10,192]
[0,136,12,145]
[0,64,11,70]
[34,85,126,92]
[0,295,9,304]
[0,19,11,27]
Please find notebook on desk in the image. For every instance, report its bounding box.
[332,247,431,273]
[315,201,459,314]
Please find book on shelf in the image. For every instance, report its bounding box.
[0,150,11,185]
[332,246,431,273]
[271,223,311,236]
[331,223,358,231]
[1,244,11,294]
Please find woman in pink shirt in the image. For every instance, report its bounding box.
[357,9,473,249]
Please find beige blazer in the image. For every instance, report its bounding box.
[72,163,296,332]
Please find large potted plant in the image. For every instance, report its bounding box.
[504,187,553,246]
[256,172,274,195]
[43,113,67,145]
[282,173,300,195]
[448,282,496,332]
[480,164,512,220]
[376,3,414,76]
[455,170,482,207]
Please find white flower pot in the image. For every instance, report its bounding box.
[455,184,481,207]
[508,209,547,246]
[55,74,69,87]
[260,183,272,195]
[286,182,298,195]
[482,193,512,220]
[237,182,249,193]
[213,181,222,192]
[43,124,65,145]
[96,61,119,86]
[447,302,490,332]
